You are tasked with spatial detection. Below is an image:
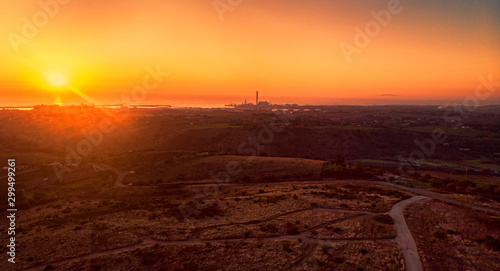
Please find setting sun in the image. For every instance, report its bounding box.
[47,73,67,88]
[1,0,498,106]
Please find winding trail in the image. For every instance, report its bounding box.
[87,166,500,215]
[383,182,500,215]
[21,176,499,271]
[22,236,395,271]
[190,207,373,238]
[161,178,500,215]
[20,208,387,271]
[387,196,429,271]
[22,235,396,271]
[21,240,155,271]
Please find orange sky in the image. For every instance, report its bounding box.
[0,0,499,106]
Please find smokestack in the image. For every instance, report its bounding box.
[256,91,259,105]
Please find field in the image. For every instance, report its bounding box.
[1,177,414,270]
[405,200,500,271]
[121,155,324,185]
[0,106,499,270]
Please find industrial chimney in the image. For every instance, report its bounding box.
[256,91,259,105]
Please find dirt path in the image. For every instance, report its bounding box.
[22,240,155,271]
[65,169,500,215]
[161,179,500,215]
[23,177,496,270]
[191,207,373,238]
[387,196,428,271]
[384,182,500,215]
[20,209,384,271]
[22,234,394,271]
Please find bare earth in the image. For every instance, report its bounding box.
[387,196,428,271]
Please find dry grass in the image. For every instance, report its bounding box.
[296,240,404,271]
[405,200,500,271]
[2,178,415,270]
[54,241,308,271]
[126,155,324,185]
[310,214,395,240]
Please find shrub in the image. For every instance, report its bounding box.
[62,207,71,214]
[475,235,500,251]
[282,241,293,252]
[285,222,300,235]
[260,223,278,233]
[354,161,363,171]
[371,215,393,225]
[432,229,447,240]
[320,163,373,179]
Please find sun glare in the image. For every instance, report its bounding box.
[47,73,67,87]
